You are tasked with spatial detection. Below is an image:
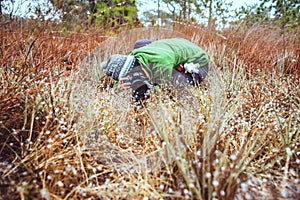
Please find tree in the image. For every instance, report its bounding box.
[1,0,25,20]
[163,0,200,23]
[163,0,180,22]
[270,0,300,31]
[201,0,232,29]
[46,0,139,29]
[49,0,92,26]
[235,0,300,31]
[95,0,139,29]
[0,0,2,21]
[162,0,232,29]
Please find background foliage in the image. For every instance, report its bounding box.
[1,0,300,31]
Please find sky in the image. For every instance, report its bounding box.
[138,0,260,10]
[6,0,261,21]
[137,0,261,25]
[3,0,57,19]
[228,0,261,9]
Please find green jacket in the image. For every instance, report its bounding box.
[130,38,208,84]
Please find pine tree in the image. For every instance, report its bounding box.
[95,0,139,29]
[163,0,231,29]
[235,0,300,31]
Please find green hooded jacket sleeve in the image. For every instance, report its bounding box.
[130,38,208,84]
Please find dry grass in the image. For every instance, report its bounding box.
[0,21,299,200]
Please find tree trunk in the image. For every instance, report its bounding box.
[157,0,160,25]
[182,0,187,21]
[108,0,114,26]
[0,0,2,22]
[89,0,97,26]
[188,0,191,22]
[208,0,213,29]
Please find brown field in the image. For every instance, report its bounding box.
[0,20,299,199]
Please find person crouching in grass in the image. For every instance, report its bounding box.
[101,38,209,101]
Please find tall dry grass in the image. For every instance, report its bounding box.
[175,23,300,75]
[0,21,299,200]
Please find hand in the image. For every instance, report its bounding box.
[116,77,131,93]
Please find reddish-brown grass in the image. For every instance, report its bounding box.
[0,19,299,199]
[173,23,300,76]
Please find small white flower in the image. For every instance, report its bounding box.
[40,188,50,200]
[72,167,78,175]
[159,184,164,191]
[12,129,17,135]
[220,190,225,196]
[281,188,288,198]
[273,148,279,153]
[57,181,64,187]
[230,154,237,161]
[22,181,28,186]
[183,189,189,194]
[290,169,296,176]
[286,147,292,156]
[245,193,252,200]
[241,182,248,192]
[104,179,110,184]
[144,183,150,189]
[212,180,219,187]
[205,172,211,178]
[97,165,103,171]
[215,150,222,157]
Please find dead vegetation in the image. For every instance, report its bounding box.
[0,21,299,199]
